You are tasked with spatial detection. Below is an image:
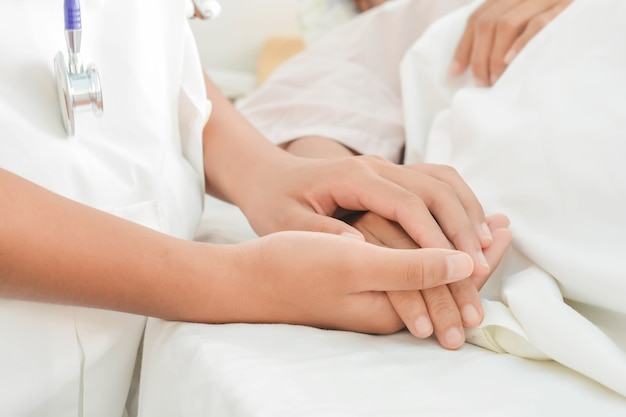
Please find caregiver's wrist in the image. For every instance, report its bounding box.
[283,136,356,159]
[226,143,300,209]
[155,239,235,323]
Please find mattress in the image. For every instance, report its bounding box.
[137,0,626,414]
[136,198,626,417]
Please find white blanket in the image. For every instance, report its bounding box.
[138,200,626,416]
[137,0,626,414]
[400,0,626,396]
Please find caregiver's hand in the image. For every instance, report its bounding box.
[343,211,512,349]
[201,74,490,276]
[211,230,474,334]
[450,0,573,86]
[240,154,493,277]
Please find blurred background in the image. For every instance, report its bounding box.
[190,0,302,100]
[189,0,371,100]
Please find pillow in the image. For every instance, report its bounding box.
[297,0,359,43]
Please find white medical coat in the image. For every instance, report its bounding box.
[0,1,209,416]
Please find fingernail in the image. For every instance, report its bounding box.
[504,49,517,65]
[446,253,473,281]
[476,250,490,273]
[341,232,364,240]
[462,304,482,327]
[414,316,433,337]
[474,78,487,88]
[450,60,462,76]
[490,73,499,85]
[479,222,493,245]
[444,327,464,348]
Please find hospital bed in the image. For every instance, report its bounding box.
[136,1,626,415]
[137,198,626,417]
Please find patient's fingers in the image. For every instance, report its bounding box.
[451,0,573,86]
[348,212,475,348]
[422,284,467,349]
[471,226,512,290]
[424,220,510,348]
[354,0,387,12]
[247,154,490,277]
[346,211,510,349]
[233,231,474,335]
[451,0,515,81]
[488,2,537,84]
[468,0,520,86]
[387,290,433,338]
[292,156,490,274]
[502,4,570,67]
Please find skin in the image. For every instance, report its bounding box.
[283,136,512,349]
[0,75,492,335]
[352,0,573,87]
[354,0,389,12]
[202,75,494,278]
[451,0,574,86]
[347,211,511,347]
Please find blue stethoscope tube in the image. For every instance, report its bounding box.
[54,0,221,136]
[64,0,82,31]
[55,0,103,136]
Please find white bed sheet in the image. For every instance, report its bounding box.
[137,198,626,417]
[137,0,626,414]
[399,0,626,397]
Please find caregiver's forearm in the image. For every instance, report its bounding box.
[201,73,291,205]
[0,168,227,321]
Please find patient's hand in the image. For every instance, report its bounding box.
[450,0,573,86]
[343,211,511,349]
[354,0,388,13]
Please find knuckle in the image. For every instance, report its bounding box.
[364,154,388,164]
[475,17,494,34]
[356,154,386,169]
[529,15,550,31]
[495,16,520,36]
[430,183,457,207]
[405,258,427,290]
[425,292,458,319]
[436,164,460,178]
[306,219,334,234]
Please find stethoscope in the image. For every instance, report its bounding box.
[55,0,221,136]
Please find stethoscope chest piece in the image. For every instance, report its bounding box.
[54,51,103,136]
[55,0,103,136]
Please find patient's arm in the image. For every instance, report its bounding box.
[451,0,573,86]
[283,136,512,349]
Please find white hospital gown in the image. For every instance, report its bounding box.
[0,1,209,416]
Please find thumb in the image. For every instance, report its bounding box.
[356,248,474,292]
[301,213,365,241]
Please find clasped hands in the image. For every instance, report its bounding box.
[232,153,511,350]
